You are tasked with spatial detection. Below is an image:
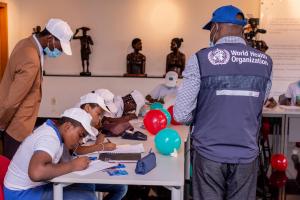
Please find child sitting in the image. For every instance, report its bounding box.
[4,108,97,200]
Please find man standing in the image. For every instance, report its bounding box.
[174,5,272,200]
[0,18,73,159]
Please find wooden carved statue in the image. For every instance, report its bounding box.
[73,27,94,76]
[125,38,146,77]
[166,38,186,77]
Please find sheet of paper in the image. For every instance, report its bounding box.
[101,143,145,154]
[72,160,116,176]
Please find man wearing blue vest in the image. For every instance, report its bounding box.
[174,5,272,200]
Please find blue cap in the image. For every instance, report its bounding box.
[203,5,247,30]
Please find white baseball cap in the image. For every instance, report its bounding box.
[46,18,73,55]
[61,108,94,136]
[131,90,145,116]
[79,93,111,113]
[94,89,118,114]
[165,71,178,87]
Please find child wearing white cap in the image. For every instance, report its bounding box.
[102,90,145,124]
[74,93,116,154]
[146,71,179,104]
[4,108,97,200]
[72,93,128,200]
[93,89,118,114]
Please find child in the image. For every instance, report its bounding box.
[103,90,145,123]
[146,71,178,104]
[75,92,116,154]
[4,108,97,200]
[285,80,300,106]
[75,92,128,200]
[93,89,118,115]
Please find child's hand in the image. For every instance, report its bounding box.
[95,134,105,145]
[103,142,116,151]
[71,156,90,171]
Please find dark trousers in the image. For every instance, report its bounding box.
[2,131,21,160]
[192,151,258,200]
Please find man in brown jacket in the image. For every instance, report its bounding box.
[0,18,73,159]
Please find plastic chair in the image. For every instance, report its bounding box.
[0,155,10,200]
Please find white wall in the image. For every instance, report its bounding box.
[6,0,260,76]
[40,76,182,117]
[4,0,260,117]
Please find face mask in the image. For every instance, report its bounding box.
[43,39,62,58]
[44,47,62,58]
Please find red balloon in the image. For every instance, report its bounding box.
[167,105,181,125]
[271,154,288,171]
[269,171,288,188]
[143,110,167,135]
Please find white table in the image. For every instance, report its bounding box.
[263,107,287,153]
[262,106,300,200]
[51,120,190,200]
[262,106,300,154]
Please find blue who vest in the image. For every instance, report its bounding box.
[193,43,272,164]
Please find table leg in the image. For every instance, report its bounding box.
[53,183,64,200]
[282,115,287,154]
[171,186,183,200]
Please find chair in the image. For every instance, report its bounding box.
[0,155,10,200]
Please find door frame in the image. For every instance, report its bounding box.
[0,2,8,81]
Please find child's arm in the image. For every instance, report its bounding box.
[28,151,90,182]
[75,135,116,155]
[75,142,116,155]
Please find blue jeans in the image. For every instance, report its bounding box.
[95,184,128,200]
[41,183,127,200]
[68,183,127,200]
[41,183,97,200]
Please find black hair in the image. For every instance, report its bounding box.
[80,103,100,110]
[56,117,82,127]
[132,38,141,48]
[37,28,59,41]
[172,38,184,48]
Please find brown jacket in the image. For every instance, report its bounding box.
[0,36,42,141]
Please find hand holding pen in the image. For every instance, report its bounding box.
[103,138,116,151]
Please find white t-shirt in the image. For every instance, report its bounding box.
[150,84,178,100]
[4,120,64,190]
[285,81,300,105]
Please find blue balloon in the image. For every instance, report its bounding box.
[154,128,181,155]
[159,108,171,126]
[150,102,163,110]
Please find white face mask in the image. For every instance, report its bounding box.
[209,23,219,47]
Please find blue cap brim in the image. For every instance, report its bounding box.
[203,21,212,30]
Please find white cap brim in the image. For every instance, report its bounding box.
[82,122,94,136]
[61,40,72,55]
[106,102,118,114]
[98,101,111,113]
[165,81,177,88]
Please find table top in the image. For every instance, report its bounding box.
[51,119,190,187]
[263,106,300,116]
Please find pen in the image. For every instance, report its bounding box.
[72,144,80,158]
[89,156,97,161]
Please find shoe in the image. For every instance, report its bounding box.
[122,130,147,141]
